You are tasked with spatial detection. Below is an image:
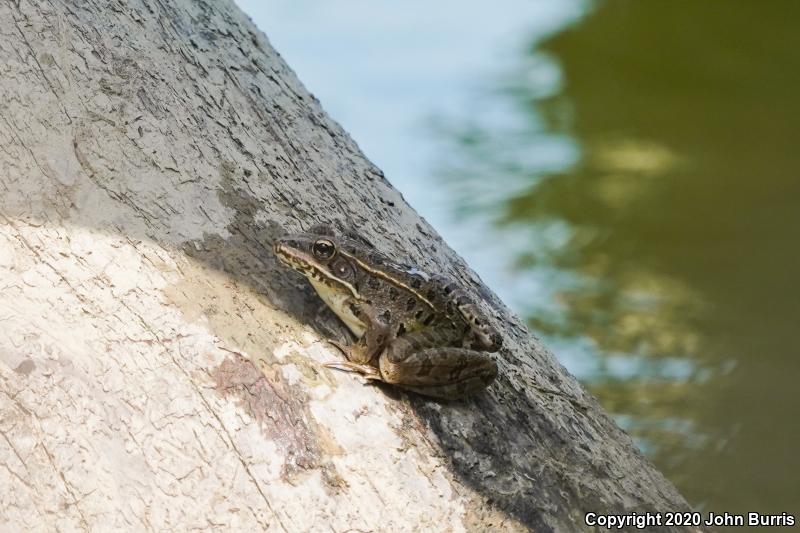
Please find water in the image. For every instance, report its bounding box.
[237,0,800,525]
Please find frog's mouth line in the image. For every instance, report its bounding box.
[274,242,358,297]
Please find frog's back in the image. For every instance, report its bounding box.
[337,241,451,328]
[339,238,500,351]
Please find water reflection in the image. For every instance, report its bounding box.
[437,0,800,521]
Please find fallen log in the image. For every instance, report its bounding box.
[0,1,703,531]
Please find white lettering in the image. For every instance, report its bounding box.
[584,512,662,530]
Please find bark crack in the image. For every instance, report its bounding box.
[119,300,293,533]
[0,427,31,476]
[8,393,90,529]
[11,11,72,123]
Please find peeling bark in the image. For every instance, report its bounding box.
[0,1,705,532]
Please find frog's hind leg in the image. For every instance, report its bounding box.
[379,332,498,399]
[380,347,497,387]
[401,374,496,400]
[430,274,503,352]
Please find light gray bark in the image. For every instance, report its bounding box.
[0,1,705,532]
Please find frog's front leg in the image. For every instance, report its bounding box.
[377,331,498,399]
[324,301,391,379]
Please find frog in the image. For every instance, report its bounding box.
[273,225,501,399]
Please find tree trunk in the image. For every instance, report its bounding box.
[0,1,704,531]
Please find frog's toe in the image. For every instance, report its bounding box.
[323,361,383,381]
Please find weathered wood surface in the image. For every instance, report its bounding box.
[0,1,704,531]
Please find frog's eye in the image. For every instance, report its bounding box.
[313,239,336,260]
[331,258,354,279]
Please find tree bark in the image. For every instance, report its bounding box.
[0,1,705,531]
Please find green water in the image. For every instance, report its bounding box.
[439,1,800,522]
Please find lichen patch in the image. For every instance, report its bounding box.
[210,352,321,478]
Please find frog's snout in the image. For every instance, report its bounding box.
[274,235,299,254]
[273,237,294,262]
[273,235,314,268]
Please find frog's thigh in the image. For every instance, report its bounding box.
[379,347,497,399]
[379,347,497,388]
[403,374,496,400]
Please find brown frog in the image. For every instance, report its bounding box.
[274,226,501,399]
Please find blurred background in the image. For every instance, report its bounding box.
[236,0,799,527]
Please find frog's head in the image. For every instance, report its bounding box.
[274,225,361,297]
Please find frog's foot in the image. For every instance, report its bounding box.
[323,361,383,381]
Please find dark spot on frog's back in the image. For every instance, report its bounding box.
[411,278,422,289]
[426,289,436,300]
[389,287,399,300]
[491,332,503,349]
[381,309,391,322]
[406,297,416,311]
[368,277,380,290]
